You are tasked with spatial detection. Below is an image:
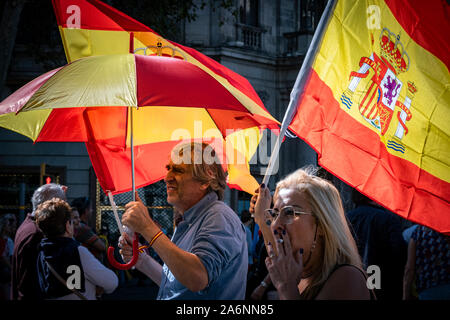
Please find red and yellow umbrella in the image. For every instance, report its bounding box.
[0,53,279,196]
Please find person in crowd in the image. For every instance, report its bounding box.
[247,235,278,300]
[11,183,67,300]
[250,222,261,266]
[3,214,17,240]
[0,214,15,258]
[402,223,419,245]
[119,142,248,300]
[403,225,450,300]
[346,189,406,300]
[241,209,254,271]
[251,166,374,299]
[0,214,15,300]
[71,197,105,260]
[35,198,118,300]
[71,208,81,231]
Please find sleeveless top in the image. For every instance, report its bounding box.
[310,264,377,300]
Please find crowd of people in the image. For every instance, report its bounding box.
[0,142,448,300]
[4,183,118,301]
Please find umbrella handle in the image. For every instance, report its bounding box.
[107,232,140,270]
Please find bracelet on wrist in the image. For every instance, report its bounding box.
[149,230,163,246]
[138,230,164,253]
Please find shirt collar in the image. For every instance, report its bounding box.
[182,192,218,224]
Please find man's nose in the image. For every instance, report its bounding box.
[164,170,174,183]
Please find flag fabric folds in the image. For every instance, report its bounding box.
[288,0,449,234]
[51,0,277,195]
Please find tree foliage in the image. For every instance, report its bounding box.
[106,0,207,41]
[9,0,211,72]
[2,0,238,88]
[15,1,65,70]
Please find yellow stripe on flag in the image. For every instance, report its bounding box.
[59,26,131,61]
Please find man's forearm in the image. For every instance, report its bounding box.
[142,227,208,292]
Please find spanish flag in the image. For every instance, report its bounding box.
[288,0,449,234]
[51,0,276,195]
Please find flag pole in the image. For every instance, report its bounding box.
[262,0,337,187]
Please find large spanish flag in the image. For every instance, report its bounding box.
[289,0,449,234]
[51,0,277,194]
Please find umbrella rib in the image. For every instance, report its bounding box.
[204,108,225,141]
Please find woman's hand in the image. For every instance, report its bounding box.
[265,229,303,300]
[118,232,134,263]
[251,185,271,227]
[251,184,277,256]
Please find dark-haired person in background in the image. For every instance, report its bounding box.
[346,189,406,300]
[71,197,105,261]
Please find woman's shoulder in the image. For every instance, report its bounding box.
[315,265,371,300]
[77,245,94,259]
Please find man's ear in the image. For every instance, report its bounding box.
[200,182,210,191]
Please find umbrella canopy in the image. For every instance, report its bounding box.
[0,54,279,194]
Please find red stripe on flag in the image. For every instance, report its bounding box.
[52,0,151,31]
[289,69,450,235]
[384,0,450,70]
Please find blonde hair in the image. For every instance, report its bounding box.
[274,166,362,299]
[171,142,227,200]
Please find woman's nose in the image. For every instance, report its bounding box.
[271,216,283,232]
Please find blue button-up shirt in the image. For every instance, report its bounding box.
[157,192,248,300]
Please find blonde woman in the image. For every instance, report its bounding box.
[252,167,374,300]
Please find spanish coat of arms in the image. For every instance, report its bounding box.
[341,28,417,154]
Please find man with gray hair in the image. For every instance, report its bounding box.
[11,183,67,300]
[31,184,66,213]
